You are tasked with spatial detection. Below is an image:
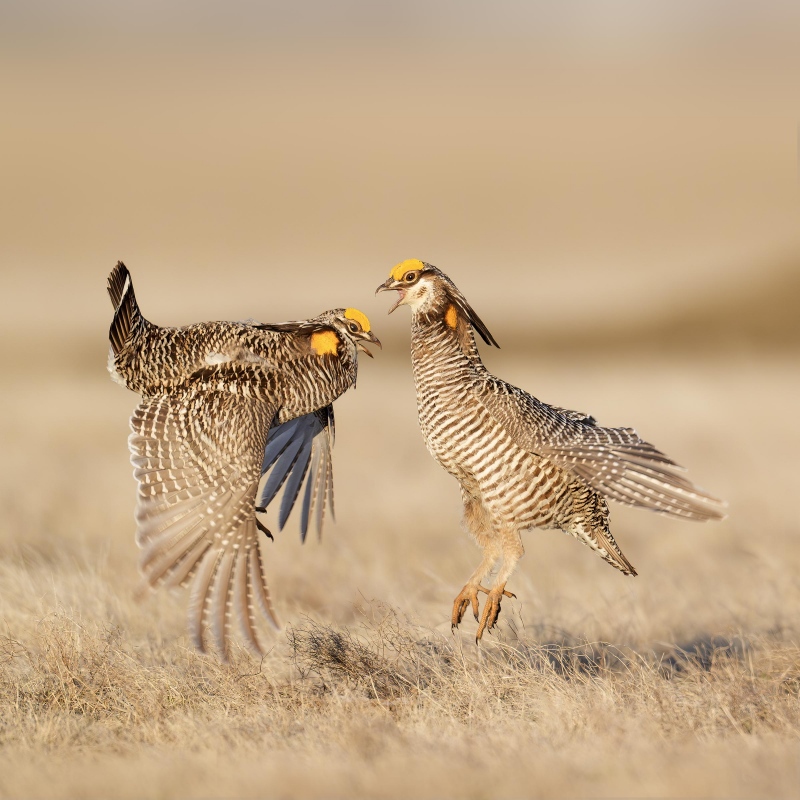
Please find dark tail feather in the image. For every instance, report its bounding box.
[107,261,142,355]
[107,261,129,308]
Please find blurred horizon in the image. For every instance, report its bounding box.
[1,1,798,358]
[3,1,800,43]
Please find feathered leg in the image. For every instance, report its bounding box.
[451,538,502,628]
[475,525,522,640]
[452,491,502,629]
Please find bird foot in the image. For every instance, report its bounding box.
[254,516,273,541]
[475,584,516,642]
[451,584,516,633]
[451,584,482,628]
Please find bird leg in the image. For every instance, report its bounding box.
[473,528,523,642]
[451,539,501,629]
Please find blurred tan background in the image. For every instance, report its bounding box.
[1,4,799,796]
[2,2,799,352]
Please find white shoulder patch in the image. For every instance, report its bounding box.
[205,352,232,365]
[107,347,126,386]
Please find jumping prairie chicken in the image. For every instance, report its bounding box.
[107,261,380,657]
[377,260,725,641]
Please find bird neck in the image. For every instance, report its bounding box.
[274,342,357,423]
[410,303,486,377]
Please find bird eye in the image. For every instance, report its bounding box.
[404,272,417,283]
[348,322,359,333]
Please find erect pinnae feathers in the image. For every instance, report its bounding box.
[456,295,500,349]
[431,266,500,349]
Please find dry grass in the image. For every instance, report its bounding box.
[0,600,798,799]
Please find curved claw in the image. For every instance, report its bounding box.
[451,585,482,629]
[254,516,273,541]
[475,583,515,642]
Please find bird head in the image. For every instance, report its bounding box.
[374,259,440,315]
[257,308,381,358]
[375,260,499,348]
[324,308,382,358]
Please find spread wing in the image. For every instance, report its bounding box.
[475,376,726,521]
[257,405,335,542]
[129,387,278,658]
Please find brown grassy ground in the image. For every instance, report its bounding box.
[1,341,798,798]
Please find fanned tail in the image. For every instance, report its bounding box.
[107,261,143,355]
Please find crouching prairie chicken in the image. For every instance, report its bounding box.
[107,261,380,657]
[377,260,725,641]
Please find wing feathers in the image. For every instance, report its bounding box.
[138,515,209,587]
[258,408,335,540]
[161,538,213,591]
[130,393,277,657]
[278,438,314,529]
[560,444,726,520]
[249,537,279,629]
[188,548,223,654]
[476,378,725,521]
[209,548,236,659]
[259,433,307,512]
[233,541,264,655]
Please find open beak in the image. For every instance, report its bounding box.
[375,278,405,314]
[356,330,381,358]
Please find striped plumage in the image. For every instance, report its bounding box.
[107,261,379,658]
[377,260,725,640]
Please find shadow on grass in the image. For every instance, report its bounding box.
[654,634,749,677]
[286,601,764,702]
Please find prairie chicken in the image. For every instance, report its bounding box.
[377,260,725,640]
[107,261,380,657]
